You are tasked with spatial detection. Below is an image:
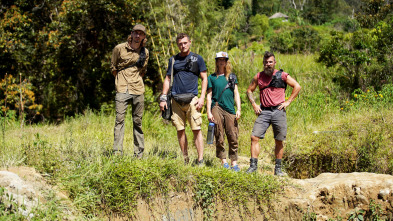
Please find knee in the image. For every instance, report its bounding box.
[251,135,259,143]
[133,117,142,126]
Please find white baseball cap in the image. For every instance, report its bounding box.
[215,51,229,60]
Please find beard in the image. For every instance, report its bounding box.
[264,66,274,75]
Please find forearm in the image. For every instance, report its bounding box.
[200,78,208,99]
[235,94,241,111]
[247,91,256,105]
[162,76,170,95]
[287,84,301,103]
[206,94,212,114]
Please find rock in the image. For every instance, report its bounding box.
[0,171,39,217]
[378,189,390,200]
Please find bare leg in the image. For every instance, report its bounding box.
[221,158,228,164]
[275,140,284,159]
[250,135,260,158]
[177,130,188,160]
[192,130,204,161]
[231,160,237,166]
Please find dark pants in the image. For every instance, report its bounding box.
[113,92,144,156]
[212,105,238,161]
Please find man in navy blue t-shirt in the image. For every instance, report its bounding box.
[159,33,207,165]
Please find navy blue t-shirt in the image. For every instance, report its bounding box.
[166,52,207,96]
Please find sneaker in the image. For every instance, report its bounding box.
[197,159,204,167]
[231,165,240,172]
[223,163,230,169]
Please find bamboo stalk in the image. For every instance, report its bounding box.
[144,4,164,82]
[19,73,24,129]
[2,73,8,148]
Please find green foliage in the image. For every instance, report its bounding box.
[318,16,393,91]
[270,26,321,53]
[249,14,269,38]
[355,0,393,28]
[0,74,42,122]
[285,83,393,178]
[302,0,349,25]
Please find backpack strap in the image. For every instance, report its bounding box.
[119,47,147,71]
[261,69,287,90]
[216,73,237,104]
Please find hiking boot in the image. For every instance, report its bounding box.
[223,163,230,169]
[231,165,240,172]
[274,165,287,177]
[246,158,258,173]
[134,152,143,159]
[112,150,123,156]
[197,159,204,167]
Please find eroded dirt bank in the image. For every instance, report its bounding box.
[1,167,393,220]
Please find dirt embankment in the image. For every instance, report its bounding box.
[1,167,393,220]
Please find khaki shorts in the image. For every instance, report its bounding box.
[171,96,202,131]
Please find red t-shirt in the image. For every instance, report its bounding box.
[257,69,288,107]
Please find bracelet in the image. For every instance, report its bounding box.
[160,94,167,102]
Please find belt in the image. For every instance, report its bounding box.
[261,105,280,111]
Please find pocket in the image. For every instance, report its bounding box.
[192,111,202,126]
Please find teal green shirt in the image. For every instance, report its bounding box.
[207,73,238,115]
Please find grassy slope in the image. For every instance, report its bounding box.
[1,53,393,219]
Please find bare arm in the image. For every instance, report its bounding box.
[206,88,214,122]
[195,70,208,111]
[159,75,171,111]
[278,75,301,110]
[246,74,261,115]
[234,84,241,120]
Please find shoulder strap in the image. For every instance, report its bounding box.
[169,56,175,88]
[217,73,236,103]
[261,69,285,90]
[119,47,146,71]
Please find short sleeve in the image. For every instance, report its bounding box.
[197,55,207,73]
[207,75,213,89]
[166,57,173,76]
[281,72,289,81]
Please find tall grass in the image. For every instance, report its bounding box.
[1,52,393,218]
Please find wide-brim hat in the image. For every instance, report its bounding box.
[132,24,146,34]
[215,51,229,60]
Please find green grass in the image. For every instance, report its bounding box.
[1,52,393,219]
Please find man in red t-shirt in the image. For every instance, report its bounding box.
[246,51,301,176]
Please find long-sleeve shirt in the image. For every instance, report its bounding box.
[111,42,149,95]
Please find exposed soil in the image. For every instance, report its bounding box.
[1,166,393,220]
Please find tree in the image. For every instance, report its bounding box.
[355,0,393,28]
[249,14,269,38]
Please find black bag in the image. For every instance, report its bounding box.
[162,56,175,120]
[172,93,195,104]
[162,91,172,120]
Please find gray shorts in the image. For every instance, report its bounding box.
[251,109,287,141]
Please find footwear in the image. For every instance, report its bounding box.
[134,152,143,159]
[231,165,240,172]
[223,163,230,169]
[246,158,258,173]
[197,159,204,167]
[274,164,287,177]
[112,150,123,156]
